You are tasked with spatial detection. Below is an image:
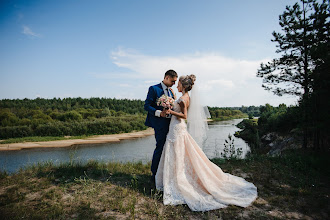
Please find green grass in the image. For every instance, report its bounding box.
[0,149,329,219]
[0,135,93,144]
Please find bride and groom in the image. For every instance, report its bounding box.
[144,70,257,211]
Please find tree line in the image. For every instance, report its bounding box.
[207,107,248,121]
[0,97,145,114]
[0,97,147,139]
[0,97,253,139]
[230,106,261,118]
[257,0,329,150]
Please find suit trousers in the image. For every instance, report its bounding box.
[151,123,170,177]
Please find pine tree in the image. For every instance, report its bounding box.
[257,0,329,149]
[257,0,318,97]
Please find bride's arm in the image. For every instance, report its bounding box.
[168,101,187,119]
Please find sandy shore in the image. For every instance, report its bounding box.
[0,128,155,151]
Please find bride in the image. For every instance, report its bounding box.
[155,74,258,211]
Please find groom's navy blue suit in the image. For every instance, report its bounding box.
[144,83,174,177]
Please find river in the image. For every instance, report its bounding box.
[0,119,249,173]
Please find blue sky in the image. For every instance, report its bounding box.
[0,0,299,107]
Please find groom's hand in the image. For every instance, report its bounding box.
[160,109,167,117]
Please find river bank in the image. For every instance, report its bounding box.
[0,128,154,151]
[0,119,219,152]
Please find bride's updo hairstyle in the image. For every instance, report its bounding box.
[179,74,196,92]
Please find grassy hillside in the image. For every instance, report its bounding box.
[0,149,329,219]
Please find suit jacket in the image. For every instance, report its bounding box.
[144,83,174,130]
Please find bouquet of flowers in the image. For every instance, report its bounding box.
[157,94,174,110]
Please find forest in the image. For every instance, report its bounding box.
[0,97,147,139]
[0,97,248,139]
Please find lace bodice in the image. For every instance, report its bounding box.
[167,98,187,143]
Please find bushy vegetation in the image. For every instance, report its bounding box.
[208,107,247,121]
[0,97,145,114]
[257,104,300,136]
[231,106,261,118]
[0,116,147,139]
[235,103,301,149]
[0,97,147,139]
[235,118,260,149]
[208,106,261,121]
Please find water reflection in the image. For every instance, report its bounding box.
[0,119,249,173]
[203,119,250,159]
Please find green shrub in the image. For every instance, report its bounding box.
[0,126,33,138]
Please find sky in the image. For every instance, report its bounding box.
[0,0,300,107]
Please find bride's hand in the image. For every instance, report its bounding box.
[166,109,171,115]
[160,108,168,117]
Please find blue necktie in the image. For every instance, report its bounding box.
[166,88,170,97]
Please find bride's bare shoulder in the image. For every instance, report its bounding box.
[178,96,190,107]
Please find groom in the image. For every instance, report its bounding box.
[144,69,177,184]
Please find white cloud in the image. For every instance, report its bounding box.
[107,48,298,107]
[207,79,235,88]
[22,25,42,38]
[144,80,159,84]
[119,83,131,87]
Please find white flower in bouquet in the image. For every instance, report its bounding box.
[157,94,174,109]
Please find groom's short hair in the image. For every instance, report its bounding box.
[164,70,178,78]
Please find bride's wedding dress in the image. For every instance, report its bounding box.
[156,98,258,211]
